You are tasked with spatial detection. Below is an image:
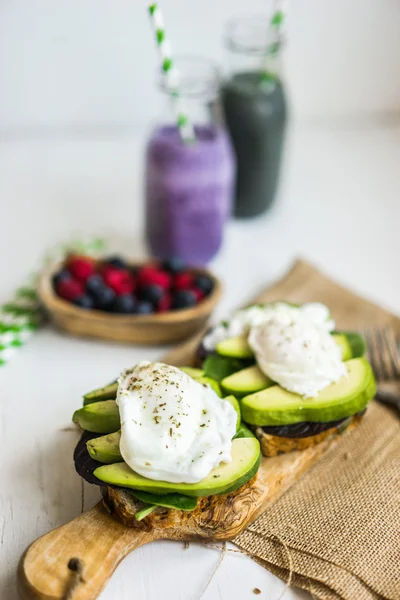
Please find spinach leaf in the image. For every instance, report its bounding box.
[203,354,248,382]
[131,490,197,511]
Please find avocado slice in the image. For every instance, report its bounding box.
[73,400,120,433]
[233,423,255,439]
[216,336,253,359]
[180,366,204,378]
[216,332,365,362]
[83,381,118,405]
[195,376,222,397]
[241,358,375,426]
[221,365,273,397]
[94,437,261,497]
[224,395,241,431]
[87,431,122,463]
[333,332,366,361]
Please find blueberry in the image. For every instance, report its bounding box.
[172,290,197,310]
[52,269,72,288]
[91,286,116,310]
[136,301,154,315]
[194,274,213,295]
[138,284,164,305]
[73,295,94,309]
[86,274,105,294]
[162,257,186,274]
[104,255,128,270]
[111,294,137,314]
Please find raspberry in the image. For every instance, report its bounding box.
[56,279,84,302]
[191,286,205,302]
[66,255,96,282]
[102,267,135,295]
[174,272,194,291]
[157,293,172,313]
[137,266,172,290]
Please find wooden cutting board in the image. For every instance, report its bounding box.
[18,260,397,600]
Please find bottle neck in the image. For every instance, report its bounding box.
[225,16,284,87]
[158,57,221,127]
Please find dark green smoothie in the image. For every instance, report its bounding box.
[222,72,287,217]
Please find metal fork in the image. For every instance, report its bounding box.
[364,327,400,412]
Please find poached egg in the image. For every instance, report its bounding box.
[116,361,237,483]
[202,302,335,351]
[248,310,347,397]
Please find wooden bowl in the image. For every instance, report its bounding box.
[38,260,222,345]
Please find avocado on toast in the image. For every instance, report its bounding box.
[197,302,375,456]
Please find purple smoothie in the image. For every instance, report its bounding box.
[145,124,235,264]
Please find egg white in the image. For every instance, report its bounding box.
[117,362,237,483]
[248,311,346,397]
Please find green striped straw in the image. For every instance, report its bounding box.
[0,285,41,366]
[0,236,106,366]
[261,0,288,87]
[147,3,195,144]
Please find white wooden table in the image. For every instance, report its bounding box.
[1,122,399,600]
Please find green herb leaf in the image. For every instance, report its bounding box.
[135,505,158,521]
[16,288,37,300]
[2,304,37,317]
[131,490,197,511]
[203,354,251,382]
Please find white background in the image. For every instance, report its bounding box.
[1,0,400,137]
[1,1,400,600]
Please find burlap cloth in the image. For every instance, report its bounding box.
[165,260,400,600]
[234,400,400,600]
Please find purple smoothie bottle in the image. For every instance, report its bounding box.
[145,58,235,264]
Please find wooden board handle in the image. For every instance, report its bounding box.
[18,502,154,600]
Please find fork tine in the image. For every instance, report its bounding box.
[364,328,385,381]
[364,329,379,380]
[364,327,400,382]
[376,328,396,380]
[382,328,400,379]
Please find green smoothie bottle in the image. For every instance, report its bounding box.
[222,16,288,218]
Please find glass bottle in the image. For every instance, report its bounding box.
[222,16,288,218]
[145,57,235,265]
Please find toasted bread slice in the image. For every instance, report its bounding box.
[253,412,364,457]
[102,474,258,530]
